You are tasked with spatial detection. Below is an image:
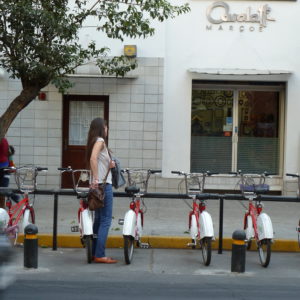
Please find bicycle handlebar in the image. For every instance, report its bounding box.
[121,168,161,174]
[1,166,47,172]
[206,171,219,176]
[149,169,161,174]
[229,171,273,177]
[171,171,182,175]
[36,167,48,171]
[171,170,219,176]
[286,173,299,178]
[58,167,72,172]
[0,167,15,172]
[228,171,239,175]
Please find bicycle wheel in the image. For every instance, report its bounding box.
[258,239,271,267]
[298,219,300,248]
[84,235,93,264]
[200,237,212,266]
[22,208,35,233]
[124,235,134,264]
[7,225,19,246]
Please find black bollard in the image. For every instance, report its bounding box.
[24,224,38,269]
[231,230,246,273]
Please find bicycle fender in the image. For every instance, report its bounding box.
[137,213,143,238]
[123,210,136,237]
[80,209,94,235]
[22,209,31,231]
[190,214,198,239]
[0,208,9,230]
[257,213,274,240]
[199,211,214,238]
[245,215,254,241]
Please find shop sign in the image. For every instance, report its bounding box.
[206,2,275,32]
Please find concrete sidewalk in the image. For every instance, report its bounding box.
[18,194,300,251]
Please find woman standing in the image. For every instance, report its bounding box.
[86,118,117,264]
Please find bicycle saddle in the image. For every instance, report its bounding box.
[125,186,140,195]
[241,184,269,194]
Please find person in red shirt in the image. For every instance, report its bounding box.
[0,138,9,168]
[0,138,19,208]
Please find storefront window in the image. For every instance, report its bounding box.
[237,91,279,173]
[191,90,233,173]
[191,84,282,174]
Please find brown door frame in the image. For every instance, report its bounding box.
[61,94,109,187]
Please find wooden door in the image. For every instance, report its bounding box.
[61,95,109,188]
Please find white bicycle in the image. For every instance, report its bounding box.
[286,173,300,248]
[0,166,47,245]
[231,171,274,267]
[119,168,161,264]
[172,171,217,266]
[58,167,94,263]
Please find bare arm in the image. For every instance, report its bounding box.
[90,140,104,186]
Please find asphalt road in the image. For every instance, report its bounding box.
[2,248,300,299]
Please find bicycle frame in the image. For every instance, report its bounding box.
[77,198,94,236]
[244,197,260,240]
[238,173,274,242]
[173,171,215,241]
[6,194,33,228]
[189,197,205,238]
[59,168,93,236]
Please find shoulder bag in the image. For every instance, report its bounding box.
[107,151,126,189]
[88,148,111,211]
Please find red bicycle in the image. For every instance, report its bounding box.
[286,173,300,247]
[172,171,217,266]
[119,168,161,264]
[231,171,274,267]
[0,166,47,244]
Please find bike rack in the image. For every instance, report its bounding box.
[0,187,299,252]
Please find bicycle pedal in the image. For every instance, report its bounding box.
[118,219,124,225]
[139,243,150,249]
[71,225,79,232]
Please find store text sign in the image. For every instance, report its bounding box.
[206,2,275,32]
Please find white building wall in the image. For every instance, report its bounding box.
[1,1,300,193]
[161,1,300,194]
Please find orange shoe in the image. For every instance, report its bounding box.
[94,257,118,264]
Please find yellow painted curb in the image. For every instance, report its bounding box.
[16,234,300,252]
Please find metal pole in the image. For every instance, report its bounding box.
[24,224,38,269]
[52,193,58,251]
[218,197,224,254]
[231,230,246,273]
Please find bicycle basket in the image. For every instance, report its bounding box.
[185,174,204,195]
[14,166,37,193]
[240,184,269,194]
[126,169,150,194]
[73,170,90,197]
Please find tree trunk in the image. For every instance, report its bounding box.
[0,86,40,140]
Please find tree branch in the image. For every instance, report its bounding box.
[0,86,41,140]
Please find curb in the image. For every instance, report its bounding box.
[17,234,300,252]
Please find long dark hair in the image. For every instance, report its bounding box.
[86,118,106,168]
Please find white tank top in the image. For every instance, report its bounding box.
[96,137,112,184]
